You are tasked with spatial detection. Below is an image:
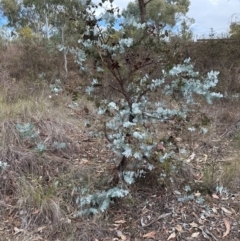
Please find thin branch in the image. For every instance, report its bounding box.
[141,213,171,227]
[103,122,112,143]
[137,88,151,102]
[109,84,125,96]
[103,55,132,106]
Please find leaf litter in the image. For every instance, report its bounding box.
[1,104,240,240]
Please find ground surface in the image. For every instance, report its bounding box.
[0,98,240,241]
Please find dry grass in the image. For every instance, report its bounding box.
[200,152,240,196]
[189,99,240,195]
[0,75,120,241]
[16,176,63,225]
[220,157,240,191]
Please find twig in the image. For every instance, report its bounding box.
[198,227,218,241]
[141,212,171,227]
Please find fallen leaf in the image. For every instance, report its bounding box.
[167,232,176,240]
[203,154,208,162]
[113,224,120,227]
[116,230,127,240]
[231,208,236,214]
[186,152,196,162]
[79,158,89,164]
[223,219,231,237]
[175,224,183,232]
[156,142,165,151]
[37,226,46,233]
[212,193,220,199]
[173,190,181,195]
[191,232,200,238]
[192,212,199,219]
[115,220,126,224]
[175,137,182,142]
[30,237,44,241]
[13,227,25,235]
[190,222,198,228]
[195,172,203,181]
[66,218,71,224]
[31,209,40,215]
[221,207,232,215]
[194,191,201,197]
[199,219,205,224]
[221,197,229,201]
[143,231,156,238]
[212,207,218,213]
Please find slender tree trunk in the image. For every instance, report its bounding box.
[61,25,68,82]
[44,1,49,39]
[138,0,146,24]
[137,0,154,24]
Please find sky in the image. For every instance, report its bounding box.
[187,0,240,38]
[0,0,239,39]
[0,14,7,27]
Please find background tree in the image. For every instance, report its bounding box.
[0,0,88,39]
[168,15,194,47]
[1,0,89,81]
[178,17,194,41]
[123,0,190,29]
[229,22,240,38]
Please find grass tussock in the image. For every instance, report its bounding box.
[16,176,63,225]
[202,155,240,194]
[220,159,240,192]
[0,77,120,241]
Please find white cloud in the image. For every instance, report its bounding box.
[188,0,240,38]
[209,0,220,5]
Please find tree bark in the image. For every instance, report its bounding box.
[138,0,146,24]
[137,0,154,24]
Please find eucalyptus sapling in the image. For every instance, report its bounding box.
[70,0,222,214]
